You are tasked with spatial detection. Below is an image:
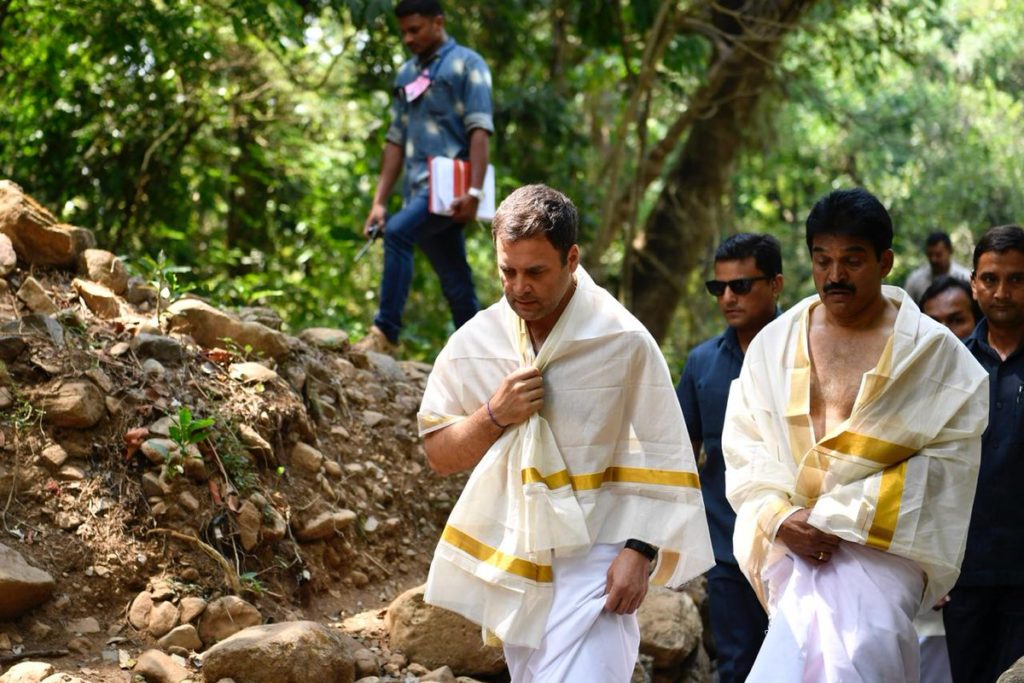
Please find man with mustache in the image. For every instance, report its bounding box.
[945,225,1024,683]
[676,233,782,683]
[418,184,713,681]
[723,188,989,682]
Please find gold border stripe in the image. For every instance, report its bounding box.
[818,432,916,467]
[571,466,700,490]
[441,525,553,583]
[866,461,908,550]
[521,467,572,489]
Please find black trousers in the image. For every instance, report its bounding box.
[707,560,769,683]
[944,584,1024,683]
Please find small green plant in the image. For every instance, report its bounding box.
[168,407,215,452]
[219,337,264,362]
[133,250,194,320]
[239,571,265,595]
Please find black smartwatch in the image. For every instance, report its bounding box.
[624,538,658,562]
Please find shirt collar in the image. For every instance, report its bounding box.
[966,319,1024,362]
[418,36,456,69]
[720,307,781,358]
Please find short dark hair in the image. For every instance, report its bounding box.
[919,275,980,322]
[925,231,952,250]
[492,184,578,263]
[805,188,893,257]
[395,0,443,18]
[715,233,783,278]
[973,224,1024,270]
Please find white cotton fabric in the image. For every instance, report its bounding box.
[747,543,923,683]
[723,286,989,617]
[419,267,713,647]
[503,543,640,682]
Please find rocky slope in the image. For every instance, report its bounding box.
[0,180,713,683]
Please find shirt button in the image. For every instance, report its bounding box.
[996,402,1003,409]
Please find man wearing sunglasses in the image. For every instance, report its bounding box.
[675,233,782,683]
[724,188,988,682]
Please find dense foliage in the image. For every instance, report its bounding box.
[1,0,1020,367]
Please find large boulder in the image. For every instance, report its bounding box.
[201,621,359,683]
[385,585,505,676]
[166,299,289,360]
[38,380,106,428]
[637,586,703,669]
[0,180,95,268]
[0,544,55,619]
[198,596,262,645]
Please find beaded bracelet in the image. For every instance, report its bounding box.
[485,400,508,429]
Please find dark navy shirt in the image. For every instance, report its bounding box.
[960,320,1024,585]
[677,326,745,564]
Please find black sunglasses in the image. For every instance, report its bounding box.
[705,275,773,297]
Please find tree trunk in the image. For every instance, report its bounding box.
[629,0,815,341]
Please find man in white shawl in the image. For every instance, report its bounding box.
[418,184,713,681]
[723,188,989,683]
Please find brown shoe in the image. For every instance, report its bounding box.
[352,325,399,356]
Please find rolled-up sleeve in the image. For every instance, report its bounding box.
[461,54,494,134]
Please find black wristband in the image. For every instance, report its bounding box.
[625,538,658,562]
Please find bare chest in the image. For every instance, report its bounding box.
[808,330,889,438]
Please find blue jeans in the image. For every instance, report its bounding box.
[374,192,479,343]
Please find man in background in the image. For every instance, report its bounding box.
[921,275,980,341]
[946,225,1024,683]
[676,233,781,682]
[904,231,971,302]
[354,0,493,353]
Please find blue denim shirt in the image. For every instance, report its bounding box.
[677,326,746,564]
[386,38,494,202]
[960,320,1024,585]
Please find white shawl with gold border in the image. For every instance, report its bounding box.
[723,286,989,614]
[418,268,713,647]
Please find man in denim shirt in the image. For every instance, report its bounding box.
[946,224,1024,683]
[356,0,494,353]
[676,233,783,683]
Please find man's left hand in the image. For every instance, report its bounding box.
[450,194,479,223]
[604,547,650,614]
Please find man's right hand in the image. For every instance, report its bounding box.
[776,508,841,565]
[487,367,544,427]
[364,204,387,237]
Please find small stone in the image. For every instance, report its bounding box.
[0,335,27,362]
[72,278,119,319]
[290,443,324,474]
[78,248,128,294]
[183,455,208,481]
[178,596,206,624]
[407,663,430,676]
[147,600,179,638]
[39,380,105,428]
[140,438,176,464]
[57,465,86,481]
[66,616,101,634]
[128,592,154,630]
[0,233,16,276]
[324,460,342,479]
[178,491,200,513]
[237,500,261,552]
[142,358,165,380]
[141,472,170,498]
[1,662,55,681]
[421,665,456,682]
[150,580,176,601]
[66,635,94,654]
[295,509,357,541]
[362,411,386,428]
[109,341,130,356]
[299,327,350,351]
[131,333,184,365]
[197,596,261,644]
[353,648,380,678]
[40,444,69,469]
[17,276,58,315]
[228,361,279,384]
[133,649,190,683]
[29,621,53,638]
[157,623,202,652]
[350,571,370,588]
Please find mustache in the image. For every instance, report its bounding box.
[823,281,856,294]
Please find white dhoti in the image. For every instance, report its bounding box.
[503,543,640,683]
[748,543,924,683]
